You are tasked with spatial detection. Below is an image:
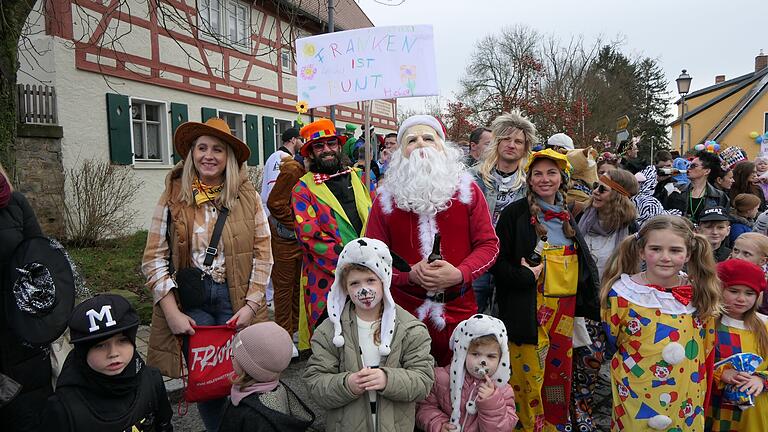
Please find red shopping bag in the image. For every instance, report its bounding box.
[184,324,237,403]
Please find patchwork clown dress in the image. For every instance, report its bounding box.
[291,168,374,349]
[706,315,768,432]
[602,274,716,432]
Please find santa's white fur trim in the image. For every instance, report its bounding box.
[458,173,474,205]
[417,213,439,260]
[378,188,394,215]
[414,298,446,331]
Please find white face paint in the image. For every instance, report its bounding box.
[345,268,384,313]
[465,340,501,380]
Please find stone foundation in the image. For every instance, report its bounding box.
[15,123,66,239]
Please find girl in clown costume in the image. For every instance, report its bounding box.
[706,259,768,431]
[600,215,720,431]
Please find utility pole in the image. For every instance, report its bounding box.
[328,0,336,125]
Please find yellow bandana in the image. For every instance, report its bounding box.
[193,178,224,206]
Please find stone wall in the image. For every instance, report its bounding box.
[15,123,66,239]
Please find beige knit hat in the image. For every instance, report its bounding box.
[231,322,293,382]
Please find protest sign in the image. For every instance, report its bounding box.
[296,25,438,108]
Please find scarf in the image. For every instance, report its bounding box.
[0,174,10,208]
[313,167,352,185]
[230,380,280,406]
[192,178,223,206]
[577,206,630,249]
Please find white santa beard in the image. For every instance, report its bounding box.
[382,145,465,215]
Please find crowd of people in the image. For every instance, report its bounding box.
[3,108,768,432]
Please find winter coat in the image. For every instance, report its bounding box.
[0,191,50,432]
[491,198,601,345]
[40,354,172,432]
[728,210,754,245]
[217,382,315,432]
[303,303,435,432]
[145,164,270,378]
[662,181,730,223]
[416,365,517,432]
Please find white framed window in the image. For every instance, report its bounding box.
[219,110,244,140]
[130,98,170,164]
[281,50,293,73]
[198,0,250,49]
[275,119,293,146]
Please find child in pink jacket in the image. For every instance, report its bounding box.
[416,314,517,432]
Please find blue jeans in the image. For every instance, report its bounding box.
[183,279,234,432]
[473,272,493,314]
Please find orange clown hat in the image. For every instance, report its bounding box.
[299,119,348,157]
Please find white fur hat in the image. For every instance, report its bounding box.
[397,115,446,148]
[547,133,575,150]
[448,314,511,428]
[327,238,396,356]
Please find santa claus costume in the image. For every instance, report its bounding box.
[365,115,499,366]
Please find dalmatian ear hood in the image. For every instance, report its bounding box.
[448,314,510,428]
[327,237,396,356]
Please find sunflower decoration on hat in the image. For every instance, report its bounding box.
[295,100,309,127]
[298,119,348,157]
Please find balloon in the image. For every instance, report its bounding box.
[707,144,715,152]
[750,131,760,139]
[695,144,705,151]
[714,144,721,151]
[758,136,764,144]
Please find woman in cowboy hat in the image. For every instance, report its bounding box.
[141,117,272,431]
[491,149,600,431]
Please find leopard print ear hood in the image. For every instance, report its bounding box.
[327,237,396,356]
[448,314,510,429]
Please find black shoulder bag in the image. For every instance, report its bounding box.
[168,207,229,310]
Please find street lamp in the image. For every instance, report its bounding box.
[676,69,692,154]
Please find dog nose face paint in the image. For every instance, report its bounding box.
[465,342,501,380]
[344,268,384,312]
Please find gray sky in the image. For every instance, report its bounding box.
[356,0,766,116]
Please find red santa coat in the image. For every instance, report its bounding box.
[365,173,499,365]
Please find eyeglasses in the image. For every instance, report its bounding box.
[311,138,339,152]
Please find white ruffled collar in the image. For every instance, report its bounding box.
[612,274,697,315]
[721,313,768,330]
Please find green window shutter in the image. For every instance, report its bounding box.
[262,116,275,156]
[106,93,132,165]
[201,107,217,122]
[245,114,260,166]
[170,103,188,163]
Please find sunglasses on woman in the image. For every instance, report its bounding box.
[311,138,340,152]
[594,183,612,194]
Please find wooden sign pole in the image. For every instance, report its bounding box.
[363,100,372,190]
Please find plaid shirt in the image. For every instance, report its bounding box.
[142,200,273,305]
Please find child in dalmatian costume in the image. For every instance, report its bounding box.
[416,314,517,431]
[303,238,435,432]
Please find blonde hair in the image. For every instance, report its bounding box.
[734,232,768,261]
[594,169,638,231]
[600,215,721,320]
[526,158,575,239]
[338,263,383,345]
[178,136,241,209]
[0,162,13,191]
[478,110,536,189]
[468,334,501,355]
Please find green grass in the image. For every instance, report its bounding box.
[67,231,153,323]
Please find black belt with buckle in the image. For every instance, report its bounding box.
[397,285,464,303]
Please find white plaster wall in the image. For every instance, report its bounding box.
[31,36,316,231]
